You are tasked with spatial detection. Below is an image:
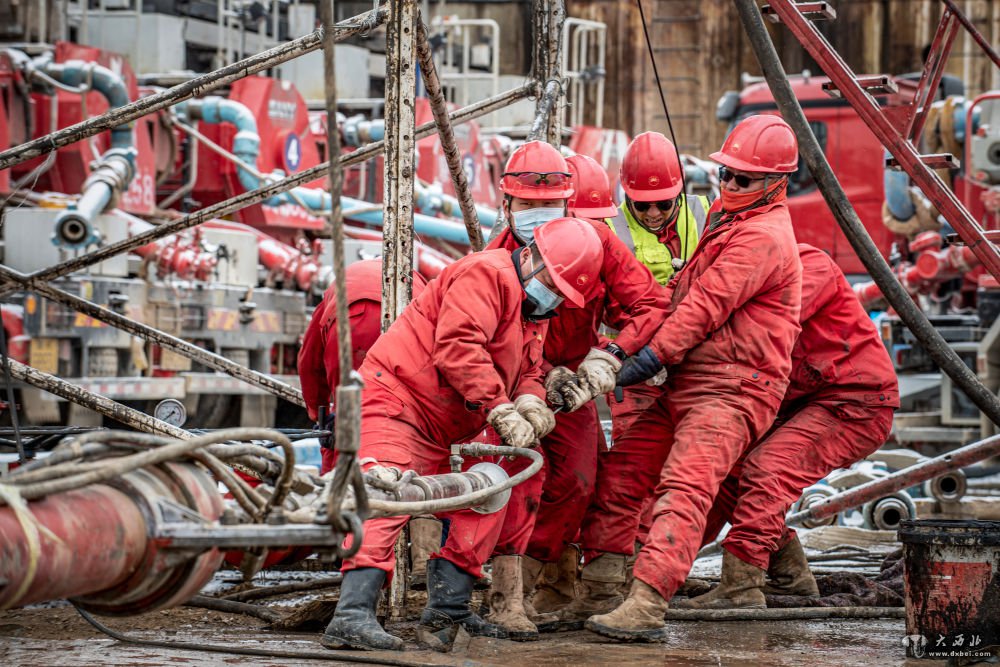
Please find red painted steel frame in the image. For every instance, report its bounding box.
[766,0,1000,282]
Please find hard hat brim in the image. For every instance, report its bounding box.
[621,181,684,201]
[569,204,620,219]
[709,150,797,174]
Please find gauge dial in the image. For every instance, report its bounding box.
[153,398,187,427]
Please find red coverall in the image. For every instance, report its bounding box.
[297,260,426,474]
[580,194,803,602]
[341,249,548,579]
[700,244,899,568]
[485,224,667,561]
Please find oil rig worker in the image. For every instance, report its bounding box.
[571,115,804,642]
[679,243,899,609]
[321,217,604,651]
[297,259,427,474]
[482,144,667,639]
[604,132,712,445]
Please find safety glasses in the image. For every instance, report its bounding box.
[631,198,676,213]
[502,171,572,187]
[719,166,767,189]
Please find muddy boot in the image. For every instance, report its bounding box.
[531,546,579,614]
[418,558,507,650]
[674,550,766,610]
[762,534,820,596]
[520,556,559,624]
[676,577,713,598]
[484,555,539,641]
[409,517,443,590]
[620,541,639,596]
[585,579,669,642]
[556,553,626,622]
[321,568,404,651]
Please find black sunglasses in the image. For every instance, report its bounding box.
[719,166,767,189]
[631,198,676,213]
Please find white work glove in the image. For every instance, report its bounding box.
[577,347,623,396]
[514,394,556,439]
[487,402,538,449]
[544,366,592,413]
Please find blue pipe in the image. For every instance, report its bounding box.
[42,60,134,151]
[187,97,492,245]
[34,56,137,248]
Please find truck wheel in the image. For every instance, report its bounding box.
[190,348,248,429]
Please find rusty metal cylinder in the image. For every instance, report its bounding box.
[371,462,511,514]
[0,462,223,614]
[0,484,149,609]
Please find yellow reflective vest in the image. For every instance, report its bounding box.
[606,194,709,285]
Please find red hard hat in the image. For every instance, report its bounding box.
[533,217,603,307]
[499,141,575,199]
[620,132,684,201]
[710,115,799,173]
[566,154,619,219]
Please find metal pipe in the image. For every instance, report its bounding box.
[365,443,543,515]
[787,432,1000,526]
[544,0,565,145]
[0,264,305,407]
[0,483,149,610]
[1,462,224,614]
[53,149,135,248]
[32,59,133,149]
[416,20,484,251]
[734,0,1000,428]
[6,358,189,439]
[381,0,419,335]
[383,0,420,617]
[942,0,1000,69]
[0,6,388,172]
[8,84,532,292]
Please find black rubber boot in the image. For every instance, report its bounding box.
[418,559,508,650]
[321,568,404,651]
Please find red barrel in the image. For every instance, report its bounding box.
[900,519,1000,659]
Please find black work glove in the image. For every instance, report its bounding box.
[317,410,336,450]
[615,345,664,387]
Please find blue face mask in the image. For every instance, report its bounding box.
[510,207,565,244]
[524,278,564,318]
[513,248,564,320]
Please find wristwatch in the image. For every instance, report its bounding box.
[603,342,627,363]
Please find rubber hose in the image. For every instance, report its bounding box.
[734,0,1000,427]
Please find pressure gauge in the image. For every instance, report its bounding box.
[153,398,187,427]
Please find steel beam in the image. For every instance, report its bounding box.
[7,359,189,439]
[0,264,304,406]
[382,0,419,619]
[416,20,484,251]
[762,0,1000,285]
[787,432,1000,526]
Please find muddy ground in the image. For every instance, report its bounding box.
[0,602,941,667]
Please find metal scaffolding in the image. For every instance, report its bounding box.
[0,0,560,474]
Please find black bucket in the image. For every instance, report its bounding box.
[899,519,1000,659]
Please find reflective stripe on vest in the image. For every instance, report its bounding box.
[606,195,708,285]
